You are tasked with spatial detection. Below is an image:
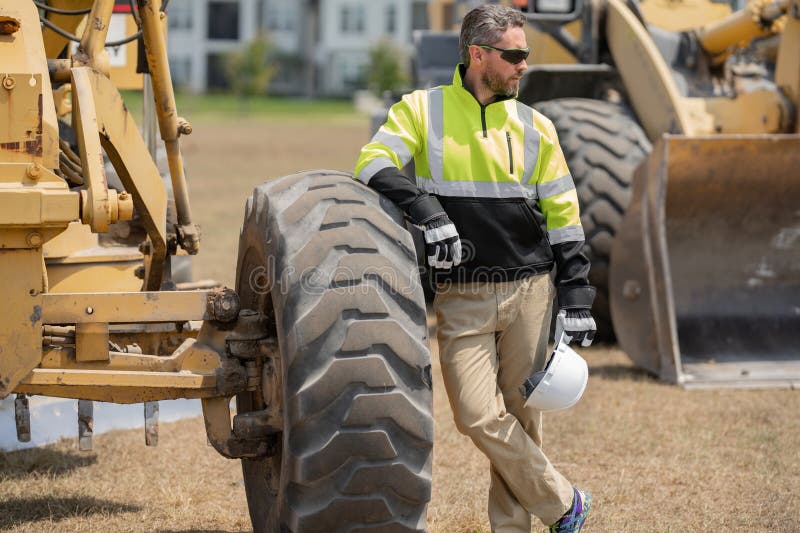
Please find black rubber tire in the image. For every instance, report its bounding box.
[533,99,651,342]
[235,170,433,533]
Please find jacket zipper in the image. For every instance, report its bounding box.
[480,105,487,138]
[506,132,514,174]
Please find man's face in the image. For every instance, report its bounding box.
[479,26,528,98]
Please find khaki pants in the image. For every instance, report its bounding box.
[433,274,574,531]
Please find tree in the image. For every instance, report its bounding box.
[224,34,277,100]
[367,40,409,97]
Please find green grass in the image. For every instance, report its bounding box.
[121,90,363,123]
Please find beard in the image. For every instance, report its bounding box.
[481,65,520,98]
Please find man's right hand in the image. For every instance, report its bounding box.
[424,215,462,269]
[556,309,596,347]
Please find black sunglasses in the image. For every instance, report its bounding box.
[476,44,530,65]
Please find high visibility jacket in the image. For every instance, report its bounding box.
[355,65,594,308]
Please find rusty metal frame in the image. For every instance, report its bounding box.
[71,65,166,289]
[72,0,114,71]
[17,367,216,400]
[11,288,246,402]
[71,67,135,234]
[1,0,204,396]
[41,290,213,323]
[0,1,271,459]
[47,0,198,286]
[13,334,226,402]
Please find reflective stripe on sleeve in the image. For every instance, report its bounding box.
[516,101,540,184]
[372,130,413,167]
[548,225,585,244]
[427,87,444,181]
[356,157,396,184]
[416,177,537,198]
[538,173,575,199]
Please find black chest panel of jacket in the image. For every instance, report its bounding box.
[432,195,554,283]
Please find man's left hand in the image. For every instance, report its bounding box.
[556,309,596,347]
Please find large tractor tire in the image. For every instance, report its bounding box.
[533,98,651,342]
[235,170,433,532]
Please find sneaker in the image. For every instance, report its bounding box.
[549,487,592,533]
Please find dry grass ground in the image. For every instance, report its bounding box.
[3,348,798,532]
[2,117,799,532]
[178,114,368,287]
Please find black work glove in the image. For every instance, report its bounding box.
[556,309,596,347]
[423,214,462,269]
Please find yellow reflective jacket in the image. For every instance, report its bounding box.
[355,65,593,306]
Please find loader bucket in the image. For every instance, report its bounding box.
[610,135,800,389]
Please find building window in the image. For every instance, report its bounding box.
[340,4,365,34]
[411,1,429,31]
[206,52,231,89]
[167,0,193,30]
[207,1,239,40]
[386,4,396,34]
[355,6,365,32]
[266,4,295,31]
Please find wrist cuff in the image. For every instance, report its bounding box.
[408,195,445,224]
[557,286,596,309]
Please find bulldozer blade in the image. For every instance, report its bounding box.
[610,134,800,389]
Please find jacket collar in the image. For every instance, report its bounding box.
[451,64,515,105]
[452,64,467,87]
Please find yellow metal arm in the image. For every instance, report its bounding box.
[696,0,788,59]
[71,66,167,289]
[72,0,114,73]
[138,0,200,255]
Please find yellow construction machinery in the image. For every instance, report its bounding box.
[423,0,800,388]
[1,1,433,531]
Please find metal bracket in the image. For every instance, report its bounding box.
[232,408,281,441]
[144,401,159,446]
[206,288,240,323]
[225,310,277,360]
[76,322,110,362]
[214,356,249,397]
[78,399,93,451]
[201,396,270,459]
[15,394,31,443]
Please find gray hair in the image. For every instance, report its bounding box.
[459,5,526,66]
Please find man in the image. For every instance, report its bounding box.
[354,4,595,532]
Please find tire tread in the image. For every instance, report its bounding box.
[237,171,432,532]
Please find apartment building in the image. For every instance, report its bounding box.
[166,0,431,96]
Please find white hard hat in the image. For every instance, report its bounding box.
[523,328,588,412]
